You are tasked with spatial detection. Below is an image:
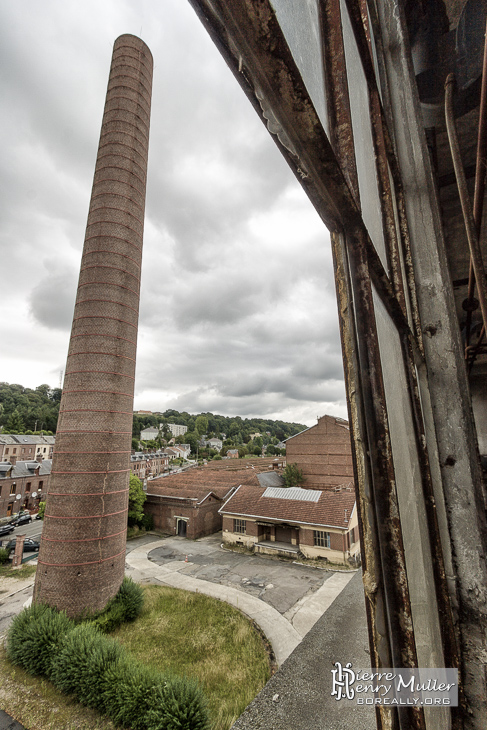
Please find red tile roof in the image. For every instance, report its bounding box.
[147,467,261,502]
[219,483,356,529]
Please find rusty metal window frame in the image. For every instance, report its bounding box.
[185,2,461,727]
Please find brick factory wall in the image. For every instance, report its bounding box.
[285,415,354,489]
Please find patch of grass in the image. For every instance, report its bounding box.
[112,585,271,730]
[0,645,117,730]
[0,563,37,580]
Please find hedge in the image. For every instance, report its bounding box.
[6,583,209,730]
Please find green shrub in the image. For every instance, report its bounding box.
[6,603,74,676]
[50,623,124,712]
[115,576,144,622]
[146,676,210,730]
[102,659,163,729]
[103,659,209,730]
[0,547,9,565]
[91,600,126,634]
[140,512,154,531]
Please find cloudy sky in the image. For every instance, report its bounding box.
[0,0,346,427]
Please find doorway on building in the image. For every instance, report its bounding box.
[275,525,293,544]
[176,518,187,537]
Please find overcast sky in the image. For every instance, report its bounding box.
[0,0,347,427]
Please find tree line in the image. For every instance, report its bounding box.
[0,383,307,450]
[132,409,307,458]
[0,382,61,434]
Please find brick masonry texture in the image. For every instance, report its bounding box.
[285,415,354,489]
[34,35,153,617]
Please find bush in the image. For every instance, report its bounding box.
[115,576,144,622]
[6,603,74,676]
[6,584,209,730]
[102,659,164,729]
[140,512,154,531]
[85,577,144,634]
[146,675,209,730]
[50,623,125,712]
[0,547,9,565]
[103,659,209,730]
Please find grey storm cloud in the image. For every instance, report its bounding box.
[0,0,347,426]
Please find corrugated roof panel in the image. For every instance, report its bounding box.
[262,486,321,502]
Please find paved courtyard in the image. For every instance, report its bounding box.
[143,532,340,617]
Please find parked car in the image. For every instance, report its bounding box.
[5,538,40,554]
[0,523,15,537]
[9,513,33,527]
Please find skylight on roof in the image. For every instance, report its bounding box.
[263,487,321,502]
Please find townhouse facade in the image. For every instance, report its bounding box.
[0,456,51,519]
[0,434,55,463]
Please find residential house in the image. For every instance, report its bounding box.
[140,427,159,441]
[0,456,51,519]
[130,451,170,481]
[220,481,359,564]
[205,438,222,452]
[164,445,191,460]
[226,449,239,459]
[285,415,354,490]
[1,434,55,463]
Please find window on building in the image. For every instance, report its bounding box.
[38,481,43,489]
[313,530,331,548]
[25,482,31,492]
[234,519,246,534]
[13,448,16,454]
[10,484,16,495]
[5,448,9,454]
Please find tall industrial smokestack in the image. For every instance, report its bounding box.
[34,35,153,615]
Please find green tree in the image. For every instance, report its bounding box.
[6,408,25,433]
[37,501,46,519]
[283,463,306,488]
[195,415,208,436]
[128,475,146,526]
[184,432,199,455]
[131,437,140,450]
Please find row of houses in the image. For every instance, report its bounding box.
[130,445,192,481]
[0,434,55,463]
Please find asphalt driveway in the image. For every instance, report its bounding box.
[144,532,334,616]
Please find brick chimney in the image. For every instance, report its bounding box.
[10,455,17,466]
[36,454,43,463]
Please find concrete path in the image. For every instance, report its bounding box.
[125,539,355,666]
